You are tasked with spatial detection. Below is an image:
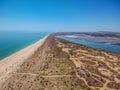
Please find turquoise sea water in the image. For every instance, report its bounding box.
[0,31,49,60]
[57,36,120,54]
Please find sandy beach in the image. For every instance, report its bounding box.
[0,35,48,86]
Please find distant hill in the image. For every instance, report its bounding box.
[94,31,120,34]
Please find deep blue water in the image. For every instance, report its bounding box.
[0,31,49,60]
[56,36,120,54]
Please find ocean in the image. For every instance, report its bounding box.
[0,31,49,60]
[57,36,120,54]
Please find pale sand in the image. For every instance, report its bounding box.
[0,35,48,86]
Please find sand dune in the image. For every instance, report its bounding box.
[0,35,48,86]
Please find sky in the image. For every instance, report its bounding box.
[0,0,120,32]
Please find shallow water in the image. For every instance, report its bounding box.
[0,31,49,60]
[56,36,120,54]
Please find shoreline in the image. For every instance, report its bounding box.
[0,35,48,85]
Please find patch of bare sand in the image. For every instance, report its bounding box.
[0,35,48,86]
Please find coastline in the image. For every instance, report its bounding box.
[0,35,48,85]
[0,34,120,90]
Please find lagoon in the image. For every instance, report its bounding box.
[57,35,120,54]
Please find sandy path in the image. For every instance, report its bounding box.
[0,35,48,86]
[12,72,72,78]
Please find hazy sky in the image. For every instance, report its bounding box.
[0,0,120,32]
